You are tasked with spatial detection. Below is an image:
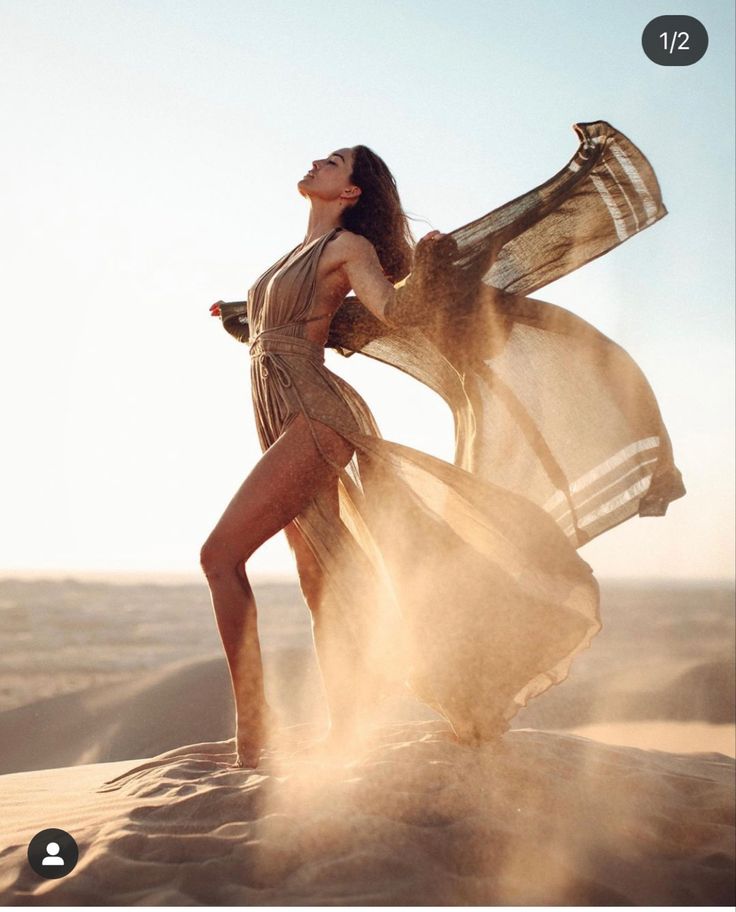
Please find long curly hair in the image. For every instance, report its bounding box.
[341,146,416,284]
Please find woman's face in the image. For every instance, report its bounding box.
[298,147,357,201]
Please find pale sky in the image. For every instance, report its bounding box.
[1,0,733,582]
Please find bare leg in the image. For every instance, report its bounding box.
[200,412,355,769]
[204,563,271,767]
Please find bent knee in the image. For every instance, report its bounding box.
[200,537,248,581]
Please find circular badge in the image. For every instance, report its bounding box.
[27,828,79,879]
[642,15,708,66]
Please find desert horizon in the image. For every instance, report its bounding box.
[1,576,734,903]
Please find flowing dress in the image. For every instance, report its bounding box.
[218,120,686,743]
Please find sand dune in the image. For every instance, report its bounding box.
[1,646,734,778]
[1,721,733,905]
[558,720,736,756]
[0,657,241,775]
[1,579,733,903]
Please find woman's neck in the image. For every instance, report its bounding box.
[302,206,343,246]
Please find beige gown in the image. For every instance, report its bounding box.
[218,119,686,743]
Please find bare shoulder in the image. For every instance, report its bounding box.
[327,229,396,324]
[331,229,378,264]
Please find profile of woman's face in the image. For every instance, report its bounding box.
[297,147,356,200]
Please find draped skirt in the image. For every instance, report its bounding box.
[249,328,602,744]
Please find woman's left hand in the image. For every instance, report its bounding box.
[415,230,453,266]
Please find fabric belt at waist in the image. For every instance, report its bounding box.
[249,331,325,386]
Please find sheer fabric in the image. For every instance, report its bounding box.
[218,120,685,742]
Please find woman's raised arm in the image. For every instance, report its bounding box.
[338,230,447,329]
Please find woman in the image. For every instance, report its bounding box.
[206,124,686,769]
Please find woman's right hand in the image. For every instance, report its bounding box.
[209,301,224,317]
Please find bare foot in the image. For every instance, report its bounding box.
[228,706,280,770]
[229,738,262,770]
